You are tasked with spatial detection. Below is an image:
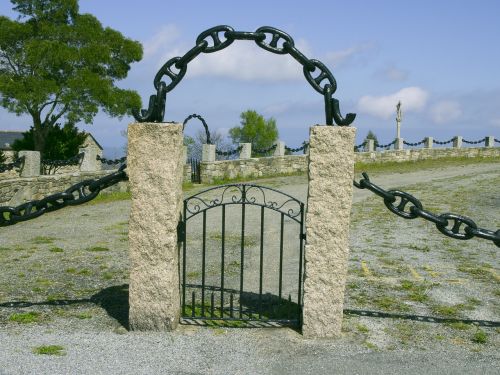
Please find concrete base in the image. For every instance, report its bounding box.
[127,122,184,331]
[302,125,356,338]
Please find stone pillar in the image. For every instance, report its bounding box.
[79,147,100,172]
[127,122,184,331]
[202,144,215,162]
[302,125,356,338]
[274,141,285,156]
[425,137,433,148]
[239,143,251,159]
[395,138,404,150]
[366,139,375,152]
[19,151,40,177]
[453,136,462,148]
[485,136,495,147]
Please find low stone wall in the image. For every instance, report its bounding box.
[355,146,500,164]
[0,170,128,207]
[198,146,499,183]
[200,155,307,184]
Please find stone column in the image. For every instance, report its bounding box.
[395,138,404,150]
[485,136,495,147]
[274,141,285,156]
[19,151,40,177]
[127,122,184,331]
[425,137,433,148]
[366,139,375,152]
[453,136,462,148]
[79,147,100,172]
[202,144,215,162]
[302,125,356,338]
[239,143,251,159]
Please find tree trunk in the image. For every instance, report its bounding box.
[32,118,49,157]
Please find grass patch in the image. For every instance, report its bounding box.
[86,191,131,205]
[356,324,370,333]
[32,345,65,356]
[354,155,500,174]
[373,296,410,312]
[86,246,109,252]
[471,329,488,344]
[49,247,64,253]
[30,236,57,244]
[9,312,42,324]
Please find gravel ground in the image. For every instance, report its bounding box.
[0,160,499,374]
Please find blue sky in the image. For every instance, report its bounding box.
[1,0,499,156]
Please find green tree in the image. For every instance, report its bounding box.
[229,110,278,156]
[0,0,143,156]
[11,122,87,160]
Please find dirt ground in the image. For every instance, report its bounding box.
[0,160,498,358]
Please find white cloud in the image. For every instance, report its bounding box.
[324,43,375,68]
[143,24,180,58]
[186,39,313,81]
[357,87,429,119]
[375,65,409,82]
[430,100,462,124]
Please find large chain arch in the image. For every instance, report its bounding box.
[133,25,356,126]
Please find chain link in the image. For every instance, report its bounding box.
[134,25,355,126]
[403,139,426,147]
[253,144,277,155]
[353,172,500,247]
[96,155,127,165]
[0,156,24,173]
[433,137,456,145]
[0,165,128,227]
[374,139,396,149]
[462,137,486,145]
[215,146,243,156]
[285,142,309,153]
[183,114,212,145]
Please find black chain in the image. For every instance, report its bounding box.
[285,142,309,153]
[375,139,396,149]
[96,155,127,165]
[215,146,242,156]
[182,114,212,144]
[433,137,456,145]
[354,141,367,151]
[134,25,355,127]
[0,156,24,173]
[0,165,128,227]
[253,144,277,155]
[353,172,500,247]
[462,137,486,145]
[403,139,426,147]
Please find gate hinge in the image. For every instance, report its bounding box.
[177,221,186,242]
[301,233,306,241]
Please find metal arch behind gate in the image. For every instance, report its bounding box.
[180,183,305,326]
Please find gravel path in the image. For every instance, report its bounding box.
[0,161,499,374]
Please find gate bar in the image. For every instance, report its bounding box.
[259,206,265,319]
[278,213,284,302]
[239,186,246,318]
[220,204,226,318]
[201,210,207,316]
[182,201,187,315]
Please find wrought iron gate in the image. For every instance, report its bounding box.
[180,183,305,326]
[189,157,201,183]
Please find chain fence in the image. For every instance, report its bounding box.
[462,137,486,145]
[403,139,426,147]
[215,146,242,156]
[285,142,309,153]
[0,165,128,227]
[253,144,277,156]
[0,156,24,174]
[41,153,84,175]
[353,172,500,247]
[96,155,127,165]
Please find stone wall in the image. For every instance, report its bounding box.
[0,170,128,206]
[200,155,307,184]
[198,146,499,183]
[355,145,500,164]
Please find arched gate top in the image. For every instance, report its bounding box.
[184,183,304,223]
[133,25,355,127]
[183,114,211,144]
